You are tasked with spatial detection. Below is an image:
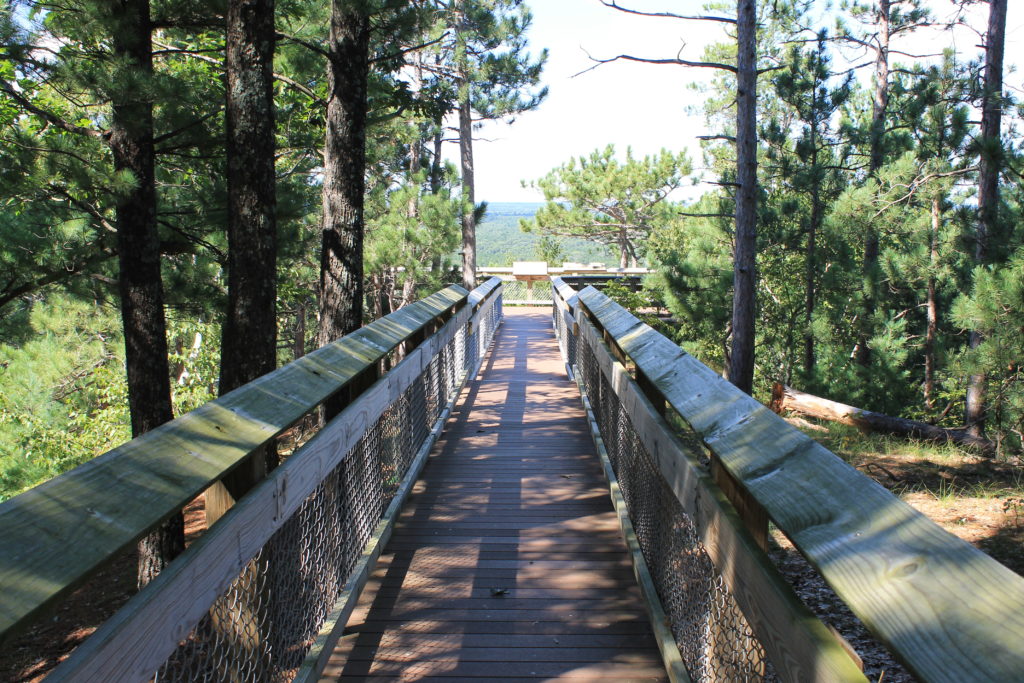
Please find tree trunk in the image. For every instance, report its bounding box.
[804,136,821,379]
[293,303,306,360]
[924,194,939,410]
[107,0,183,589]
[208,0,279,528]
[430,120,444,195]
[857,0,891,368]
[771,383,996,456]
[220,0,277,397]
[966,0,1007,438]
[458,86,476,290]
[728,0,758,395]
[318,1,370,421]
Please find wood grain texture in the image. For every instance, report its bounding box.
[576,286,1024,682]
[575,311,864,682]
[46,288,507,682]
[322,308,667,682]
[0,281,498,644]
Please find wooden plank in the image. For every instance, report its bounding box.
[575,377,690,683]
[0,283,488,645]
[326,308,666,682]
[576,312,863,682]
[43,285,505,682]
[576,285,1024,682]
[296,301,500,682]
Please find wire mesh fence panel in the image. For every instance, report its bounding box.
[154,290,503,683]
[574,331,771,683]
[500,279,553,303]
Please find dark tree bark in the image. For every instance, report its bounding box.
[804,165,821,378]
[924,195,940,410]
[107,0,183,588]
[317,0,370,420]
[966,0,1007,437]
[207,0,279,525]
[220,0,277,397]
[728,0,758,395]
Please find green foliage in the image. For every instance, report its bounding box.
[476,203,614,266]
[522,145,691,268]
[952,253,1024,452]
[0,294,222,501]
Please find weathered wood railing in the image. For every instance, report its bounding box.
[552,277,1024,682]
[0,278,503,681]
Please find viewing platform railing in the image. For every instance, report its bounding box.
[0,278,504,682]
[552,276,1024,682]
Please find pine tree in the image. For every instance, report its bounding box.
[966,0,1008,437]
[444,0,546,289]
[521,146,690,268]
[768,33,852,379]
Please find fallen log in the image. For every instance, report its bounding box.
[769,382,997,456]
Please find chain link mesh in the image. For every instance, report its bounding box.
[496,279,553,304]
[550,297,577,371]
[154,292,502,682]
[571,321,771,682]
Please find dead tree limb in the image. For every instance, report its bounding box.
[770,383,997,456]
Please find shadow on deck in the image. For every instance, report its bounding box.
[321,308,666,681]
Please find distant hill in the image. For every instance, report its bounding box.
[476,201,614,267]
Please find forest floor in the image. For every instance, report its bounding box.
[1,426,1021,682]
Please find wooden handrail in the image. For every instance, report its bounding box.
[0,278,502,647]
[570,284,1024,682]
[554,279,865,681]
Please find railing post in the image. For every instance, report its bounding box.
[709,455,769,552]
[635,369,666,417]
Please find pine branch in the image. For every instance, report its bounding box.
[369,33,448,65]
[0,81,105,139]
[153,39,322,103]
[0,250,116,310]
[275,32,331,60]
[153,111,220,145]
[598,1,735,24]
[575,50,736,76]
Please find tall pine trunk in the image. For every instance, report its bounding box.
[108,0,183,588]
[857,0,890,367]
[967,0,1007,437]
[804,164,821,380]
[728,0,758,395]
[458,86,476,290]
[209,0,278,524]
[456,13,476,291]
[318,1,370,420]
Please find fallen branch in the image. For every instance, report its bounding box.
[770,382,997,457]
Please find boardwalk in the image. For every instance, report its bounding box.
[321,307,666,681]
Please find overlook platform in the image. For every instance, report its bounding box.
[322,308,666,680]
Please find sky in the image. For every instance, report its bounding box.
[459,0,1024,204]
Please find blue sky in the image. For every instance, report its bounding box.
[459,0,1023,204]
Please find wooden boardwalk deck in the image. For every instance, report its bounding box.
[321,307,667,681]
